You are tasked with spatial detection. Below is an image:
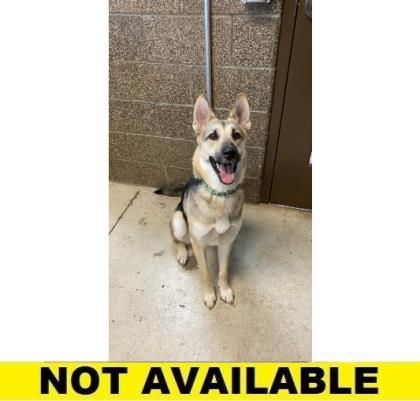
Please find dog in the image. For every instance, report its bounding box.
[157,94,251,309]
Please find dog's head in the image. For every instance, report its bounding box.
[192,94,251,188]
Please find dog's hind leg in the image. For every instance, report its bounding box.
[171,210,189,266]
[175,242,188,266]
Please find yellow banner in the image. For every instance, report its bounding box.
[0,362,420,400]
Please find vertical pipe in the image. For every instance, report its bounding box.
[203,0,212,107]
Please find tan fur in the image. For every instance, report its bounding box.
[169,94,251,309]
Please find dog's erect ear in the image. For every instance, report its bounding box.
[193,95,215,134]
[229,93,251,131]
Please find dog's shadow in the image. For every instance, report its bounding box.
[201,220,267,282]
[229,220,257,279]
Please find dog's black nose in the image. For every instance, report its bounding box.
[223,146,237,160]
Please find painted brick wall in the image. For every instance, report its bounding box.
[109,0,282,202]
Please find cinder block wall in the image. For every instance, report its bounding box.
[109,0,282,202]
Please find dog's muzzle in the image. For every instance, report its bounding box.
[210,144,241,185]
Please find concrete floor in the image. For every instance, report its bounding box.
[109,182,311,361]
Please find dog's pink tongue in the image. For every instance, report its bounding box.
[219,164,235,184]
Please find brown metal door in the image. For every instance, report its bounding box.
[261,0,312,209]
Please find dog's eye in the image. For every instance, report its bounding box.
[208,131,219,141]
[232,130,242,140]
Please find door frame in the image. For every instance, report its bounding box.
[260,0,299,202]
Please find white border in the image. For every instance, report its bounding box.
[0,0,108,360]
[313,0,420,360]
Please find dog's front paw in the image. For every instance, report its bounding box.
[220,286,234,304]
[203,289,216,309]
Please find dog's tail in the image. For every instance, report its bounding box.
[154,186,183,197]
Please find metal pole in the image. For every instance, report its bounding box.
[203,0,212,107]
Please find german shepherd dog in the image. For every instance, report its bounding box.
[160,94,251,309]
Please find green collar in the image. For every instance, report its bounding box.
[200,179,240,197]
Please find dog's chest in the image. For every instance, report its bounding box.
[214,218,230,234]
[191,217,242,246]
[187,189,244,246]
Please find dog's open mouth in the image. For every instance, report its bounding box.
[210,157,237,185]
